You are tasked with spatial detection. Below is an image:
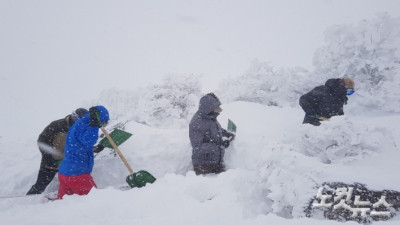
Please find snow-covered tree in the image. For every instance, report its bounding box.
[313,13,400,113]
[136,74,202,128]
[217,61,311,107]
[85,88,141,122]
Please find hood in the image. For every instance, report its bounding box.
[198,94,221,115]
[96,105,110,123]
[81,105,110,124]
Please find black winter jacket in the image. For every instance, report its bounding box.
[37,115,73,160]
[299,78,348,125]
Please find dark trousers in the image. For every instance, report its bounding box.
[27,151,59,195]
[299,96,321,126]
[303,114,321,126]
[194,164,225,175]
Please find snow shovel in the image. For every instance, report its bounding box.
[227,119,237,133]
[100,127,156,188]
[99,128,132,149]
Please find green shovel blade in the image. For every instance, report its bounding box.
[99,129,132,148]
[126,170,156,188]
[227,119,237,133]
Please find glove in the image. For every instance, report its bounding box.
[227,133,235,141]
[93,144,105,153]
[220,140,230,149]
[89,107,101,127]
[319,116,329,121]
[316,115,329,121]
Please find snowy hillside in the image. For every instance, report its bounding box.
[1,101,399,225]
[1,1,400,224]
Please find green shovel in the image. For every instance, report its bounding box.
[100,127,156,188]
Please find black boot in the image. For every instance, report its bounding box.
[26,167,57,195]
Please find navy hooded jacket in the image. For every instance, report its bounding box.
[58,106,109,176]
[189,94,231,166]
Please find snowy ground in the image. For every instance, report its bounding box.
[0,101,399,225]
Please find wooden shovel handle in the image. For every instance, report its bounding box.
[100,127,134,174]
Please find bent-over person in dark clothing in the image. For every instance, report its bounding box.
[299,77,355,126]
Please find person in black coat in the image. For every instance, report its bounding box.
[299,77,355,126]
[27,108,105,195]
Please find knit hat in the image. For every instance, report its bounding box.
[71,108,88,122]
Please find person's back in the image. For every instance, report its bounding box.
[37,117,71,161]
[38,118,69,147]
[57,105,109,199]
[59,106,109,176]
[27,108,88,195]
[58,115,96,176]
[299,78,354,126]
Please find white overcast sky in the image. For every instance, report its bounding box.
[1,0,400,138]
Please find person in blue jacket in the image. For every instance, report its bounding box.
[57,105,109,199]
[27,108,94,195]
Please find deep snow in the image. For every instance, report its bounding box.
[1,1,400,224]
[1,101,399,225]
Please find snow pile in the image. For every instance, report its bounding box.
[285,116,397,164]
[1,100,399,225]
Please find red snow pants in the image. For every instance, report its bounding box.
[57,173,97,199]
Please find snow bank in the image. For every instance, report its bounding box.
[1,101,399,225]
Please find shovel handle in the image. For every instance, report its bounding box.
[101,127,134,174]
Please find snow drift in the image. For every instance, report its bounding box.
[1,100,399,225]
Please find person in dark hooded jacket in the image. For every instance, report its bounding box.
[299,77,355,126]
[26,108,106,195]
[57,105,109,199]
[189,93,235,175]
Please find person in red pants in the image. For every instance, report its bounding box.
[57,106,109,199]
[57,174,97,197]
[27,108,89,195]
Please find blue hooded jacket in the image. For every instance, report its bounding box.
[58,106,109,176]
